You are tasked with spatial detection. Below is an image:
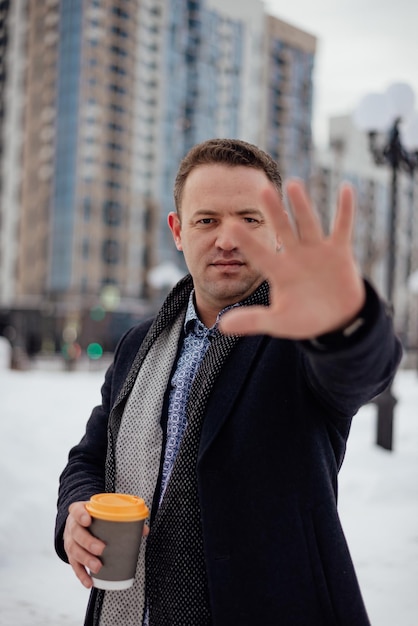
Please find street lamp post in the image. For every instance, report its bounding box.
[354,83,418,451]
[368,118,418,302]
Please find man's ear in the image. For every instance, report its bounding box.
[167,212,182,251]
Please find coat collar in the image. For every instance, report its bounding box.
[198,334,266,460]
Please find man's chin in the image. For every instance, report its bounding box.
[207,278,258,305]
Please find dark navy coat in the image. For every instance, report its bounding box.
[55,280,401,625]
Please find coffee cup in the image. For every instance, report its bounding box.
[85,492,149,590]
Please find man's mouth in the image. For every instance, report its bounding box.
[211,258,244,265]
[211,260,244,270]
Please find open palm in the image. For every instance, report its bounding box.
[219,180,366,339]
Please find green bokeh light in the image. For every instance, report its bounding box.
[87,342,103,360]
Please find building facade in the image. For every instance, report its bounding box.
[262,15,316,182]
[0,0,316,358]
[0,0,26,306]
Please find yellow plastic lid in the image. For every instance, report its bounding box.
[85,493,149,522]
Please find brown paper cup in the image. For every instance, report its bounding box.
[85,493,149,590]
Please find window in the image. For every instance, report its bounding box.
[112,26,128,38]
[83,197,91,221]
[82,238,89,259]
[112,7,129,19]
[103,200,122,225]
[102,239,120,264]
[111,45,128,57]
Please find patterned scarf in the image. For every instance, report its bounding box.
[95,276,269,625]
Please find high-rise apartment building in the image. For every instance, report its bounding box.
[0,0,316,356]
[157,0,266,262]
[262,15,316,182]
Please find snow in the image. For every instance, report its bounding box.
[0,360,417,625]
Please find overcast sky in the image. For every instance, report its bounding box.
[264,0,418,148]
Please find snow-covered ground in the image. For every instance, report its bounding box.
[0,359,417,625]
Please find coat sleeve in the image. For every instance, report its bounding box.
[299,279,403,419]
[54,322,151,562]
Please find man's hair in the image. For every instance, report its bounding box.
[173,138,282,213]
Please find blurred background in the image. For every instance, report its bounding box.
[1,0,418,371]
[2,4,417,622]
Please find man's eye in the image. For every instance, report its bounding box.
[244,217,258,224]
[198,218,214,224]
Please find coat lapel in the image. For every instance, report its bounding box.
[198,334,266,460]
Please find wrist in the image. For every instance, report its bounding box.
[309,315,365,350]
[302,279,380,352]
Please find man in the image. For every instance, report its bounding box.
[55,138,401,626]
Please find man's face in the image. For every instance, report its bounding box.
[168,164,280,326]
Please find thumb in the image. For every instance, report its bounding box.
[219,306,273,336]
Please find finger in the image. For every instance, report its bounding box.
[285,179,323,243]
[70,560,94,589]
[332,184,355,245]
[64,526,103,583]
[64,513,105,568]
[66,504,105,554]
[69,501,91,527]
[261,186,297,248]
[70,521,105,555]
[219,305,277,337]
[67,539,103,575]
[64,530,103,568]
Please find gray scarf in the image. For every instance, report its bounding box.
[94,276,269,625]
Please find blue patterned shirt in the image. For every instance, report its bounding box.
[159,292,239,503]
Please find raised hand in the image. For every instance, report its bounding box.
[219,179,365,339]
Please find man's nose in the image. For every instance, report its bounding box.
[215,222,238,250]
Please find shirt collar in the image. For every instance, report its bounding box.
[184,290,241,336]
